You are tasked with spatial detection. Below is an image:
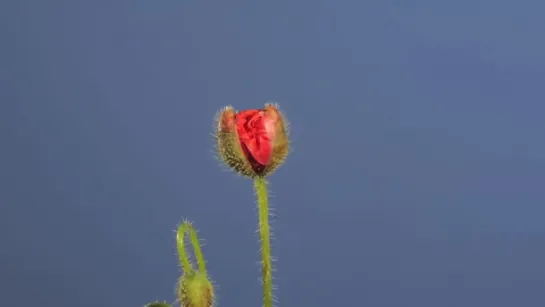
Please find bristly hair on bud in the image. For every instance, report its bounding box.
[215,102,290,178]
[177,272,215,307]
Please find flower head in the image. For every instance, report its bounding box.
[215,103,289,178]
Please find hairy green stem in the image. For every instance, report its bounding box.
[177,221,208,275]
[254,176,273,307]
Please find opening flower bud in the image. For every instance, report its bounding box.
[177,272,215,307]
[215,103,290,178]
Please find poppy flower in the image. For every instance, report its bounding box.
[215,103,290,178]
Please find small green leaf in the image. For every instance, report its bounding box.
[144,301,171,307]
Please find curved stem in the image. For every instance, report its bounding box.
[176,221,208,275]
[254,176,273,307]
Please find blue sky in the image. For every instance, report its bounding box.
[1,1,544,306]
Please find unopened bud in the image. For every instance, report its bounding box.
[177,272,215,307]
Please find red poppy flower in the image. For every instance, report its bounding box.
[216,103,289,178]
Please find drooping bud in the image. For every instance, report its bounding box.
[177,272,215,307]
[215,103,290,178]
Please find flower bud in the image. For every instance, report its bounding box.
[177,272,215,307]
[215,103,290,178]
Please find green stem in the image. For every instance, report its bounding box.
[176,221,208,275]
[254,176,273,307]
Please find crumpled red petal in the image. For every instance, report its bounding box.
[236,110,273,169]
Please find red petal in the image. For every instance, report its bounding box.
[236,109,273,168]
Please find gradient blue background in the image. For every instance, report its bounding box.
[2,1,544,306]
